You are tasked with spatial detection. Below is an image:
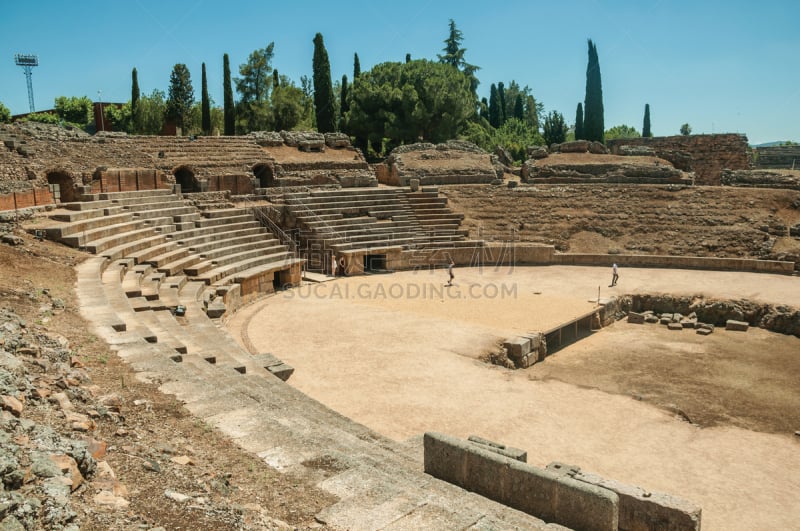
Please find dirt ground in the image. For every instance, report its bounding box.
[0,233,334,530]
[228,266,800,531]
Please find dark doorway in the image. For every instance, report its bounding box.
[173,167,196,193]
[253,163,275,188]
[364,254,387,272]
[46,172,76,203]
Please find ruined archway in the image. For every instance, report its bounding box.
[173,166,197,193]
[253,163,275,188]
[46,171,76,203]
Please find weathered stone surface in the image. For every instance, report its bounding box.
[667,322,684,331]
[627,312,645,324]
[721,169,800,191]
[607,134,749,185]
[324,132,351,149]
[527,146,549,159]
[588,141,609,155]
[618,145,656,157]
[494,146,514,167]
[725,319,749,331]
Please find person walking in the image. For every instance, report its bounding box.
[610,263,619,287]
[446,258,455,286]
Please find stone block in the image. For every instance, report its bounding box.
[266,363,294,381]
[680,317,697,328]
[667,322,684,331]
[726,319,749,332]
[627,312,645,324]
[659,316,672,325]
[504,336,531,359]
[695,322,714,332]
[644,314,660,324]
[467,435,527,462]
[696,328,713,336]
[566,468,702,531]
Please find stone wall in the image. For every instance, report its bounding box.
[89,168,170,194]
[721,169,800,190]
[0,187,55,212]
[752,145,800,169]
[378,141,501,186]
[205,174,254,195]
[607,134,749,185]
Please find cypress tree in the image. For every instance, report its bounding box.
[488,84,501,128]
[223,53,235,135]
[574,102,584,140]
[312,33,337,133]
[642,103,652,137]
[353,53,361,79]
[497,82,507,126]
[273,69,279,89]
[340,74,349,119]
[583,39,604,143]
[131,68,140,115]
[201,62,211,134]
[405,53,411,63]
[480,97,489,122]
[513,94,524,121]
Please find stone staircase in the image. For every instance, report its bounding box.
[284,187,481,270]
[36,189,303,318]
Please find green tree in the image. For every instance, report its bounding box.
[543,110,567,145]
[223,53,235,135]
[201,63,211,134]
[165,64,194,133]
[131,68,140,117]
[574,102,584,140]
[353,53,361,79]
[0,102,11,123]
[605,124,641,141]
[583,39,605,143]
[405,53,411,64]
[54,96,93,126]
[20,112,60,125]
[437,19,479,97]
[345,59,474,152]
[272,82,305,131]
[488,84,501,128]
[680,123,692,135]
[340,74,349,123]
[497,82,507,126]
[479,97,489,122]
[525,95,543,132]
[490,118,544,162]
[299,75,315,128]
[642,103,652,137]
[273,69,279,89]
[105,102,133,133]
[312,33,337,133]
[513,95,524,121]
[235,43,275,132]
[137,89,167,135]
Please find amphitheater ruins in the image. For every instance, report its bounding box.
[0,121,799,529]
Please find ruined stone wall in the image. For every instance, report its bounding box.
[607,134,749,185]
[205,174,254,195]
[752,146,800,169]
[720,169,800,191]
[89,168,170,194]
[0,187,55,212]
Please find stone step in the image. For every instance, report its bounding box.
[98,189,174,201]
[197,251,295,285]
[47,212,136,239]
[84,226,164,254]
[185,244,288,276]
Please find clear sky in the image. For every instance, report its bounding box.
[1,0,797,145]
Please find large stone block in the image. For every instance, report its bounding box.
[725,319,749,331]
[627,312,646,324]
[504,336,531,359]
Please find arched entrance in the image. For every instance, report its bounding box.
[173,166,197,193]
[46,171,76,203]
[253,163,275,188]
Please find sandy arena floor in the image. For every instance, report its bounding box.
[227,265,800,530]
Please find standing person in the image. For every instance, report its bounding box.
[331,252,337,277]
[610,263,619,287]
[339,255,347,277]
[446,258,455,286]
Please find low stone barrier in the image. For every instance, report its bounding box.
[424,432,619,531]
[546,463,702,531]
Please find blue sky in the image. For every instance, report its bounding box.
[1,0,797,145]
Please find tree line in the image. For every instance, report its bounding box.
[0,21,686,162]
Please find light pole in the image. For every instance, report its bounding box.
[97,90,104,132]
